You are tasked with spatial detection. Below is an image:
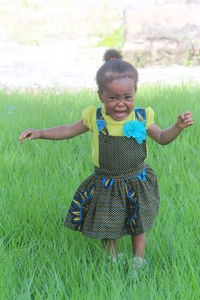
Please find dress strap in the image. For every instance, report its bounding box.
[134,108,146,122]
[96,107,103,120]
[96,108,109,135]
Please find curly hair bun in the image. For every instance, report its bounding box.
[103,49,123,62]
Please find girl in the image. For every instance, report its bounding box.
[20,49,194,265]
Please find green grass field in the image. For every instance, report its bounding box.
[0,84,199,299]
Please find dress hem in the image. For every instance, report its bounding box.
[63,222,154,239]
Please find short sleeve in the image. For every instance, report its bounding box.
[81,105,97,132]
[145,107,154,129]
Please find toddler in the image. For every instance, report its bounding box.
[20,49,194,265]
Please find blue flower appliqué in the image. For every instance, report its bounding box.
[122,121,146,144]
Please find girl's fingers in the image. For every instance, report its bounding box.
[177,112,194,129]
[178,114,184,121]
[186,118,193,123]
[184,111,193,119]
[181,110,194,124]
[186,120,194,125]
[184,116,194,124]
[183,117,194,127]
[184,115,192,120]
[19,129,34,143]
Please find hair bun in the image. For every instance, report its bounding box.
[103,49,123,62]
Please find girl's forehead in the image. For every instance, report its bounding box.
[105,77,135,93]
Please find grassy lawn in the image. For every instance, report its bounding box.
[0,84,199,299]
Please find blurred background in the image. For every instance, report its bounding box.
[0,0,200,90]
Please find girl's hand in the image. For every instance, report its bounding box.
[19,129,41,143]
[175,111,194,130]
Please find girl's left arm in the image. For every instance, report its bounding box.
[147,111,194,145]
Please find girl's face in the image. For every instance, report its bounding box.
[98,77,136,121]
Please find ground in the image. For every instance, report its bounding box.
[0,0,200,91]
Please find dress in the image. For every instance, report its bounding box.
[64,107,160,239]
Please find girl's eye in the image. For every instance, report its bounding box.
[109,96,117,101]
[124,95,133,101]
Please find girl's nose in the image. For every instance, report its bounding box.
[117,99,126,107]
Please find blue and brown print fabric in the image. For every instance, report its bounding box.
[64,108,160,238]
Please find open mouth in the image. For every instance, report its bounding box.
[114,111,127,119]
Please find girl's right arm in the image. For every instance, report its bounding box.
[19,120,89,143]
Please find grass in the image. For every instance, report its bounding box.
[0,84,200,299]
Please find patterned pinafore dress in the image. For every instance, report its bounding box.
[64,108,160,239]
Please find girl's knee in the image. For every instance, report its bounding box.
[132,233,146,242]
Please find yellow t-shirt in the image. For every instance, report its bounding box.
[82,105,154,167]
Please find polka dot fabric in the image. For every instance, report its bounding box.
[64,108,160,238]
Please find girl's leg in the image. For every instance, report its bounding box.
[112,239,118,256]
[102,239,110,252]
[131,233,146,257]
[102,239,118,256]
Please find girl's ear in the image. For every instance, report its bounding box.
[98,90,104,103]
